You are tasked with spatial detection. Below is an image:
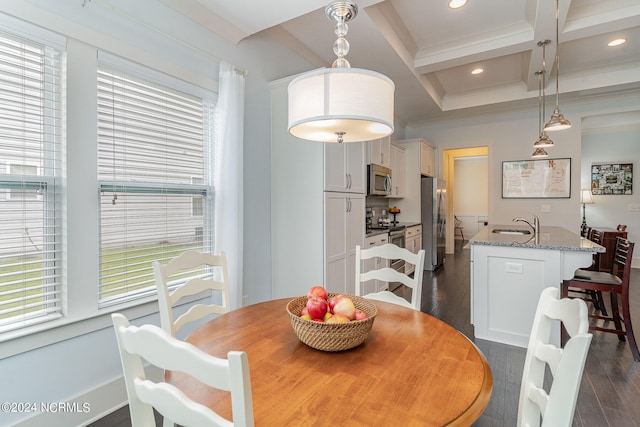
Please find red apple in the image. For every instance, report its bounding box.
[307,286,327,301]
[306,297,328,320]
[300,306,309,316]
[326,314,350,323]
[354,309,368,321]
[333,297,356,320]
[328,294,345,313]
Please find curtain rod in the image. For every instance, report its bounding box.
[82,0,248,76]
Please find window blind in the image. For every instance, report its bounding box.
[0,32,64,332]
[97,64,216,305]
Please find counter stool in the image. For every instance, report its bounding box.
[570,229,607,315]
[561,237,638,362]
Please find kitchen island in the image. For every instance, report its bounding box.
[469,225,604,347]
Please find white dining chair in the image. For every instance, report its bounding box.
[153,251,231,337]
[111,313,254,427]
[517,287,592,427]
[355,243,425,310]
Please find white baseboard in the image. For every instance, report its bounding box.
[13,366,163,427]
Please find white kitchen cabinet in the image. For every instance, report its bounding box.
[404,225,422,275]
[392,138,435,224]
[389,142,406,198]
[367,135,391,168]
[325,192,365,295]
[421,141,435,177]
[361,233,389,294]
[325,142,366,193]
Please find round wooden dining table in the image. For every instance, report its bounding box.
[170,298,493,426]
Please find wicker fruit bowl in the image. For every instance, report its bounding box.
[286,293,377,352]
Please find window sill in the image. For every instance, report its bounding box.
[0,295,162,360]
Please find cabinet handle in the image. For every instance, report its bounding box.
[348,174,352,189]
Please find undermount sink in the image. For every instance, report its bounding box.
[492,228,532,235]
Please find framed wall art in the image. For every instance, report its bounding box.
[591,163,633,195]
[502,158,571,198]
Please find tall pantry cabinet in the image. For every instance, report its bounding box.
[270,76,364,298]
[324,143,365,295]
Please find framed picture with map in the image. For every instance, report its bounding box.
[502,158,571,198]
[591,163,633,195]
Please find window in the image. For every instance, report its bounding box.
[97,57,216,305]
[0,31,64,332]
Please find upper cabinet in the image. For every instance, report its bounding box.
[367,136,391,168]
[421,141,435,177]
[325,142,366,193]
[389,142,406,198]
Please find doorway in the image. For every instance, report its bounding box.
[443,147,489,254]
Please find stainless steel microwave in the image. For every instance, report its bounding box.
[367,164,392,196]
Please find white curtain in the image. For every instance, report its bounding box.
[214,62,245,309]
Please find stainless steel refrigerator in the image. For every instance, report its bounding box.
[421,176,446,270]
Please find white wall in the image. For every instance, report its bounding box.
[454,156,488,237]
[581,123,640,253]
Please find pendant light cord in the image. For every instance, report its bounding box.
[554,0,561,108]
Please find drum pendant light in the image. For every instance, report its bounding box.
[544,0,571,131]
[288,1,395,143]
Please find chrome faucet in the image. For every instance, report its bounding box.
[513,214,539,235]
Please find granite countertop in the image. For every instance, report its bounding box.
[468,225,605,252]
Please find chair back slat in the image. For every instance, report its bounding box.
[154,251,231,337]
[588,229,604,270]
[589,229,603,244]
[612,237,634,282]
[355,243,425,310]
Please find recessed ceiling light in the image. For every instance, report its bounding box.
[449,0,468,9]
[608,38,626,47]
[471,67,483,75]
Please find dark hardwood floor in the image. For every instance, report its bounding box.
[93,240,640,427]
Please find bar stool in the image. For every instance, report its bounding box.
[570,229,608,315]
[561,237,638,362]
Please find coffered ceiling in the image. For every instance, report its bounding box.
[162,0,640,126]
